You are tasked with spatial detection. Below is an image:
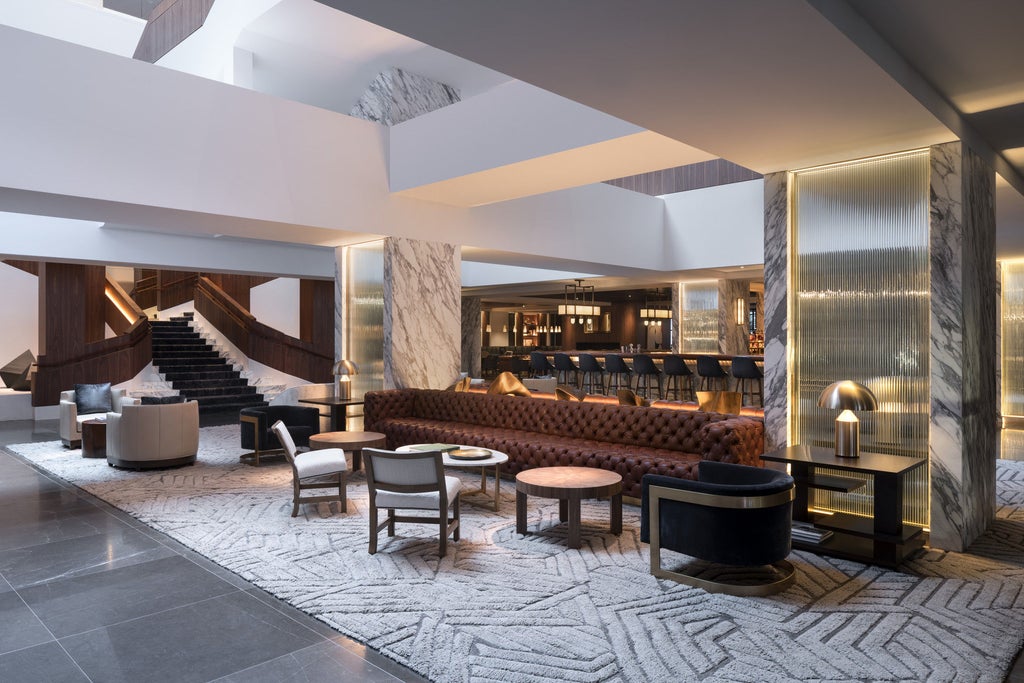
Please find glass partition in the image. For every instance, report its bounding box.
[344,241,384,396]
[680,283,718,353]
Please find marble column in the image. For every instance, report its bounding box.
[718,279,751,355]
[928,141,997,551]
[383,237,461,390]
[762,171,790,451]
[461,296,481,377]
[671,283,682,353]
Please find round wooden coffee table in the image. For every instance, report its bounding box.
[308,431,386,471]
[515,467,623,549]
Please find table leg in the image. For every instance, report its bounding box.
[558,499,568,522]
[610,492,622,535]
[492,464,501,512]
[480,467,487,494]
[567,499,581,549]
[516,490,528,535]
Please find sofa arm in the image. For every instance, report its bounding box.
[698,417,764,468]
[59,398,79,443]
[364,390,416,431]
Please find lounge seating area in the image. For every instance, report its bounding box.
[364,388,764,498]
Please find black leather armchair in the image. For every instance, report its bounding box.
[641,461,795,596]
[240,405,320,466]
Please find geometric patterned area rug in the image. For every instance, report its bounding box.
[9,427,1024,683]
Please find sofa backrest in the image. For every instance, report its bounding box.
[403,389,735,452]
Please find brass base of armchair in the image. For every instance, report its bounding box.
[239,449,285,467]
[652,558,795,597]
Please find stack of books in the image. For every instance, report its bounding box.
[791,521,833,544]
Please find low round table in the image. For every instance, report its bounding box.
[397,445,509,512]
[515,467,623,549]
[308,431,386,471]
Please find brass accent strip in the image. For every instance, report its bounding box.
[648,484,796,596]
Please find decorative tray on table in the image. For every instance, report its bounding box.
[447,448,492,460]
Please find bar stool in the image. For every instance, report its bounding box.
[663,355,695,401]
[529,351,555,377]
[553,353,581,387]
[696,355,730,391]
[578,353,606,394]
[632,354,663,400]
[605,354,633,393]
[731,356,764,406]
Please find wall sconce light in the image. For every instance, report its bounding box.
[333,360,359,400]
[736,298,746,325]
[502,324,508,333]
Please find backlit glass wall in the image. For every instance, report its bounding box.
[344,241,384,396]
[791,150,930,526]
[680,283,718,353]
[1002,261,1024,418]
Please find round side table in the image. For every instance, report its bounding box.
[515,467,623,549]
[308,431,386,471]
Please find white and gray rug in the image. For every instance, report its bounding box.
[9,427,1024,683]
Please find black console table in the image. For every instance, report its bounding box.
[760,445,927,567]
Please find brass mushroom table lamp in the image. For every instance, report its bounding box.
[333,360,358,400]
[817,380,878,457]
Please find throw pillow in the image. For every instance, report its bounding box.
[74,382,112,415]
[140,395,185,405]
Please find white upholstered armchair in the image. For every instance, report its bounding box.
[59,385,126,447]
[106,399,199,469]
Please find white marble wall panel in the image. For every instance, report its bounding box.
[461,296,481,377]
[928,141,997,551]
[718,279,751,355]
[763,172,790,450]
[350,68,460,126]
[383,237,461,390]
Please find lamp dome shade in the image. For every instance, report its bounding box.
[333,360,359,376]
[817,381,877,411]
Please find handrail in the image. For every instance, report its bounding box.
[195,276,332,382]
[35,318,150,369]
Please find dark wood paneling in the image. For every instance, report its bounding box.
[133,0,215,63]
[2,259,40,276]
[156,270,198,310]
[604,159,762,196]
[300,279,334,356]
[195,277,331,382]
[33,319,152,406]
[38,263,106,357]
[204,273,274,311]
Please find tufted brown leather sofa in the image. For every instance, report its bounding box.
[363,389,764,499]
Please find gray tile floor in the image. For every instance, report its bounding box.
[0,419,426,683]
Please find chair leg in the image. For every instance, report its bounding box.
[339,472,347,513]
[387,509,396,536]
[368,506,378,554]
[453,494,461,542]
[291,477,301,517]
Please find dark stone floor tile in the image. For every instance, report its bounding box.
[0,591,54,655]
[335,639,432,683]
[214,640,402,682]
[0,489,98,522]
[0,525,176,589]
[0,503,128,553]
[0,641,89,683]
[244,587,348,640]
[61,590,322,683]
[18,554,238,638]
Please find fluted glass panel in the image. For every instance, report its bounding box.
[792,150,930,526]
[681,283,718,353]
[1002,261,1024,418]
[345,241,384,396]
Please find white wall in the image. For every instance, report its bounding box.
[390,80,644,191]
[662,180,766,270]
[250,277,300,337]
[0,264,38,369]
[0,0,144,57]
[0,26,672,274]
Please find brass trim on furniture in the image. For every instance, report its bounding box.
[239,413,283,466]
[648,484,796,596]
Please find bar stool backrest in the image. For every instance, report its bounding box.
[632,354,660,375]
[579,354,604,372]
[605,355,632,374]
[696,356,728,378]
[731,356,763,379]
[663,355,692,376]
